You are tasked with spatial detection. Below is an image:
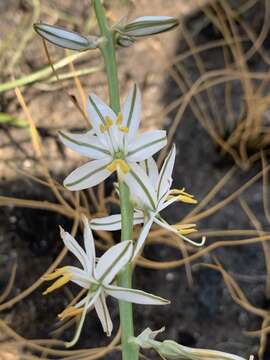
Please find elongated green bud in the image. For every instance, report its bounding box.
[33,23,98,51]
[121,16,179,37]
[130,327,252,360]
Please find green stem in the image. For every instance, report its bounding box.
[92,1,138,359]
[118,180,137,359]
[93,0,120,112]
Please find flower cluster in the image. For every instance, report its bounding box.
[35,6,206,354]
[42,84,201,346]
[34,4,250,359]
[59,85,202,254]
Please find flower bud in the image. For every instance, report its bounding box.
[121,16,179,38]
[131,327,251,360]
[116,34,135,48]
[158,340,250,360]
[33,23,98,51]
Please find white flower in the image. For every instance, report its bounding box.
[59,84,167,190]
[91,145,205,258]
[34,23,98,51]
[131,327,252,360]
[43,216,169,347]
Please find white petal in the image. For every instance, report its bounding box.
[134,327,165,349]
[95,241,133,285]
[82,215,96,274]
[132,217,154,259]
[153,218,205,247]
[34,23,91,51]
[124,162,157,210]
[68,266,94,288]
[64,158,111,191]
[140,157,159,188]
[105,285,170,305]
[122,84,141,140]
[87,94,116,137]
[74,288,101,310]
[60,227,89,272]
[123,16,179,37]
[59,130,110,159]
[157,145,176,200]
[94,290,113,336]
[126,130,167,162]
[90,212,144,231]
[65,290,100,348]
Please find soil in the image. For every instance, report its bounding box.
[1,0,270,359]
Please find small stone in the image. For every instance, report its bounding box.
[166,272,175,281]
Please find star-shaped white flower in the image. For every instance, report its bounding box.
[43,216,169,347]
[59,85,167,190]
[91,145,205,258]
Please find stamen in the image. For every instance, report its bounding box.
[106,159,130,174]
[99,117,113,133]
[178,228,197,235]
[58,306,84,320]
[178,194,197,204]
[119,126,129,133]
[118,159,130,173]
[106,161,117,173]
[100,124,107,133]
[42,267,69,281]
[105,116,113,127]
[116,113,123,125]
[169,188,186,195]
[173,224,197,235]
[43,274,72,295]
[168,188,197,204]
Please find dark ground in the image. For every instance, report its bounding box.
[1,0,270,359]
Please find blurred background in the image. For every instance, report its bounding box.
[1,0,270,359]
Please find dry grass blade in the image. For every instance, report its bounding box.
[0,263,17,304]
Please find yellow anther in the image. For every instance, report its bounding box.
[99,117,113,133]
[58,306,83,321]
[100,124,107,133]
[116,113,123,125]
[105,116,113,127]
[169,188,197,204]
[119,126,129,133]
[119,160,130,173]
[174,224,197,235]
[179,228,197,235]
[178,194,198,204]
[169,188,185,195]
[106,161,117,173]
[106,159,130,174]
[42,274,72,295]
[42,267,69,281]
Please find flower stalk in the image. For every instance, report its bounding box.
[92,1,138,359]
